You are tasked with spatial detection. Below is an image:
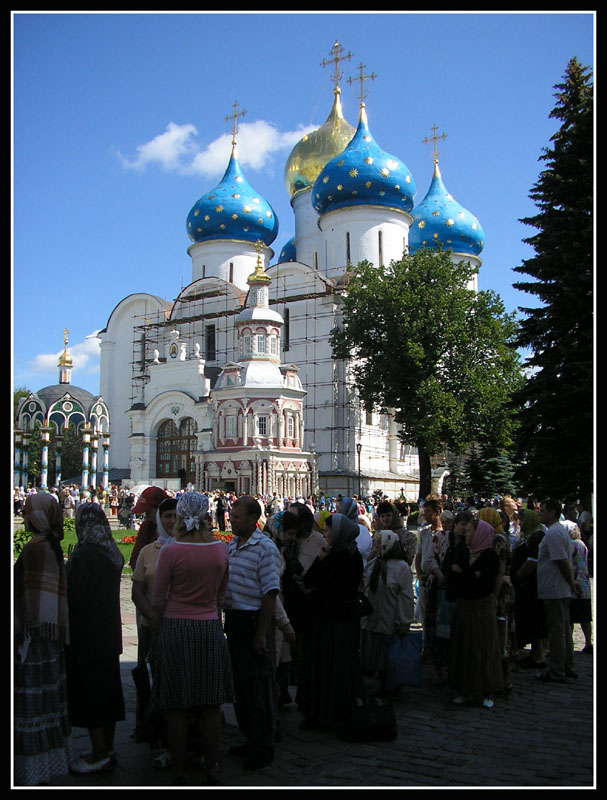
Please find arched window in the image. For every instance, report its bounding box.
[156,417,198,486]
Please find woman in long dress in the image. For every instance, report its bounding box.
[296,513,364,730]
[448,518,504,708]
[14,493,73,786]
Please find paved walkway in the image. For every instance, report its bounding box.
[14,516,595,788]
[46,574,594,789]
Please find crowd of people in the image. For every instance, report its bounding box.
[13,484,594,786]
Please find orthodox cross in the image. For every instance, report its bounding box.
[225,100,247,146]
[63,328,69,347]
[348,61,377,106]
[320,40,353,90]
[423,123,448,162]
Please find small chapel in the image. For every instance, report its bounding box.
[97,42,485,499]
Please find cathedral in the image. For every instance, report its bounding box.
[97,43,485,500]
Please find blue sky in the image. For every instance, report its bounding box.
[12,11,595,397]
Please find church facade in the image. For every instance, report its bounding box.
[98,44,484,500]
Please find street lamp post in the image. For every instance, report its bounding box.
[356,442,362,499]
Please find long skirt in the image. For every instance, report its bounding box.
[448,594,505,699]
[14,638,73,786]
[297,615,364,729]
[149,618,233,712]
[66,654,125,729]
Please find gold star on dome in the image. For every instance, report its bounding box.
[204,215,210,221]
[432,210,440,216]
[194,209,199,216]
[365,181,372,188]
[337,160,345,166]
[380,168,390,177]
[232,214,238,220]
[446,219,454,226]
[215,205,224,213]
[243,205,251,213]
[232,193,241,199]
[364,157,373,164]
[417,220,426,229]
[349,168,359,178]
[323,175,330,183]
[406,176,411,183]
[266,211,272,218]
[386,160,399,170]
[337,184,343,190]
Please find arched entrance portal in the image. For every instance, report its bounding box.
[156,417,197,488]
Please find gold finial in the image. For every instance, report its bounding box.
[249,240,270,284]
[423,124,448,163]
[224,100,247,147]
[321,40,353,93]
[63,328,69,347]
[348,62,377,107]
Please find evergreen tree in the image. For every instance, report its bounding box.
[512,58,593,503]
[330,249,524,498]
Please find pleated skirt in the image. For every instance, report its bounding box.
[149,617,234,712]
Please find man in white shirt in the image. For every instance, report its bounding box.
[536,499,579,683]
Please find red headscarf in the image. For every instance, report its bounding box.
[469,519,495,554]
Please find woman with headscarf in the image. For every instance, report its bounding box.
[359,531,414,695]
[372,500,416,566]
[131,496,178,755]
[448,518,504,708]
[65,502,125,774]
[296,513,365,731]
[14,493,73,785]
[511,508,548,669]
[479,506,517,689]
[148,492,233,786]
[563,521,593,654]
[338,496,373,565]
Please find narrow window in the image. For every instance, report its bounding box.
[283,309,290,352]
[205,324,216,361]
[378,230,383,267]
[229,262,234,283]
[346,232,351,265]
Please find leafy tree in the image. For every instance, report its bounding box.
[330,249,524,498]
[512,58,593,504]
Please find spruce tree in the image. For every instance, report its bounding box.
[513,58,593,504]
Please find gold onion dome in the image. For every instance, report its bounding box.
[283,88,356,198]
[57,330,73,367]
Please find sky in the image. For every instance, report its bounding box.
[12,11,595,398]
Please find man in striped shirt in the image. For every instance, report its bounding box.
[223,496,282,771]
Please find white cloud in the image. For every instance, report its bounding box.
[117,122,199,172]
[117,119,316,179]
[29,331,101,376]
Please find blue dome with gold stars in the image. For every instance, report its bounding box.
[278,236,297,262]
[408,162,484,257]
[187,147,279,246]
[312,106,416,216]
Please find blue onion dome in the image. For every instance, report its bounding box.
[408,160,484,256]
[187,145,278,246]
[283,88,356,198]
[312,105,416,216]
[278,236,297,262]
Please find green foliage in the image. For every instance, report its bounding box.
[330,249,524,496]
[512,58,593,502]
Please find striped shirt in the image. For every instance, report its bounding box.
[223,529,281,611]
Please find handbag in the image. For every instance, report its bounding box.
[384,630,423,690]
[339,697,397,742]
[355,591,373,618]
[435,588,454,640]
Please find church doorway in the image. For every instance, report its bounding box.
[156,417,197,486]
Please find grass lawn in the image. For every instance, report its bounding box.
[13,525,138,573]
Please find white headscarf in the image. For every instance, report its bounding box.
[177,492,210,532]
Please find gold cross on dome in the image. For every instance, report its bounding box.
[63,328,69,347]
[321,41,353,90]
[348,62,377,106]
[225,100,247,146]
[423,124,448,162]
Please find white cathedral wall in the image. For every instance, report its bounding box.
[318,206,412,279]
[187,239,274,290]
[290,190,323,271]
[100,293,168,473]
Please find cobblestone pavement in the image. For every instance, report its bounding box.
[43,570,594,790]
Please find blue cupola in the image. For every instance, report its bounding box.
[312,105,416,217]
[186,144,278,246]
[408,160,484,257]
